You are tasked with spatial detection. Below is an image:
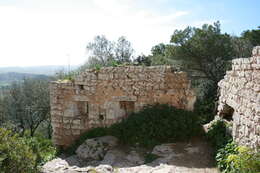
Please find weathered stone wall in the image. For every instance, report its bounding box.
[50,66,196,147]
[217,46,260,149]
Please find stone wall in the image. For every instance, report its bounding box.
[217,46,260,149]
[50,66,196,147]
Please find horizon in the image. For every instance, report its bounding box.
[0,0,259,67]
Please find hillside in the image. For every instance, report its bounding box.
[0,65,78,76]
[0,72,51,87]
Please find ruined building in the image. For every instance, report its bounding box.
[217,46,260,149]
[50,66,196,147]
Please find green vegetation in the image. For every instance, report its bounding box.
[242,26,260,46]
[0,22,259,172]
[0,128,57,173]
[65,104,202,154]
[206,120,260,173]
[109,104,201,147]
[206,120,232,151]
[0,78,51,137]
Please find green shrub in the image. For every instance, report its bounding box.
[206,120,232,151]
[216,142,260,173]
[216,141,238,172]
[194,98,215,124]
[23,135,57,166]
[65,104,202,154]
[109,104,201,148]
[0,128,37,173]
[206,120,260,173]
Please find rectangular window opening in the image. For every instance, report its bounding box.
[77,101,89,116]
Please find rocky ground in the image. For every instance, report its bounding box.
[42,136,219,173]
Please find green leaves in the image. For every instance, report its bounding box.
[65,104,201,155]
[206,120,260,173]
[0,128,37,173]
[0,128,57,173]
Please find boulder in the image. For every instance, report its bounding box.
[126,150,144,165]
[151,143,175,157]
[76,136,119,160]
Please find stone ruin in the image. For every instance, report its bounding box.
[217,46,260,149]
[50,66,196,147]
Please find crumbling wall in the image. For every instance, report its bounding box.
[50,66,196,147]
[218,46,260,149]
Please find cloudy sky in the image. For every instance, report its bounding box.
[0,0,259,67]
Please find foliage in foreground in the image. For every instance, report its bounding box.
[0,128,57,173]
[206,120,260,173]
[206,120,232,151]
[65,104,202,154]
[0,128,36,173]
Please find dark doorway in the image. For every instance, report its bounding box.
[220,104,234,121]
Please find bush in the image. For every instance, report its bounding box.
[206,120,260,173]
[216,142,260,173]
[0,128,37,173]
[216,141,238,172]
[23,135,57,166]
[65,104,202,154]
[109,104,201,148]
[206,120,232,151]
[194,98,215,124]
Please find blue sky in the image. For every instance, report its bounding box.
[0,0,259,67]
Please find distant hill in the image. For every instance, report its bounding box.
[0,72,52,87]
[0,65,79,76]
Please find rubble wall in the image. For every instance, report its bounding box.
[218,46,260,149]
[50,66,196,147]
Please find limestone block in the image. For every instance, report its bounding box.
[76,136,119,160]
[252,46,260,57]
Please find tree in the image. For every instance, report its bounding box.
[170,21,234,86]
[231,36,253,58]
[114,36,134,63]
[242,26,260,46]
[148,43,176,66]
[86,35,114,67]
[151,43,167,56]
[134,54,151,66]
[85,35,134,68]
[2,79,50,137]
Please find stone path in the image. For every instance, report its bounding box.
[42,137,219,173]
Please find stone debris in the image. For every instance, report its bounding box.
[42,137,218,173]
[217,46,260,149]
[76,136,119,160]
[151,144,175,157]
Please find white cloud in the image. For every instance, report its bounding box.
[0,1,189,67]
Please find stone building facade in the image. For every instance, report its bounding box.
[50,66,196,147]
[217,47,260,149]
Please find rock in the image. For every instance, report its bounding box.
[151,143,175,157]
[101,149,130,167]
[41,158,69,173]
[126,151,145,165]
[101,149,144,167]
[185,146,200,154]
[76,136,119,160]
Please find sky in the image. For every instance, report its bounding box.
[0,0,259,67]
